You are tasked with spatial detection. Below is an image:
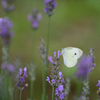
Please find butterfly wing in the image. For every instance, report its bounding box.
[62,47,83,68]
[70,47,83,59]
[63,53,77,67]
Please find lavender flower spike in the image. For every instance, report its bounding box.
[39,38,47,65]
[2,0,15,13]
[75,56,92,81]
[0,17,13,46]
[28,9,42,30]
[75,48,96,81]
[46,51,66,100]
[1,62,15,74]
[89,48,96,72]
[15,67,28,90]
[48,56,54,64]
[44,0,57,16]
[79,80,90,100]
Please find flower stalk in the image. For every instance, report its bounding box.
[43,16,51,100]
[52,86,54,100]
[20,90,22,100]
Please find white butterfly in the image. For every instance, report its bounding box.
[61,47,83,68]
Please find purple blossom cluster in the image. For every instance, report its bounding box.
[46,51,66,100]
[1,0,15,13]
[28,9,42,30]
[75,56,92,81]
[46,51,62,86]
[75,48,96,81]
[55,84,66,100]
[0,18,13,46]
[44,0,57,16]
[46,71,65,86]
[1,62,15,74]
[15,67,28,90]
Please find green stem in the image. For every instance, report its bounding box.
[20,90,22,100]
[43,68,48,100]
[1,69,5,100]
[76,81,82,96]
[29,30,36,100]
[30,80,33,99]
[52,86,54,100]
[41,63,45,98]
[43,17,51,100]
[31,31,36,62]
[8,77,13,100]
[46,17,51,65]
[15,89,18,100]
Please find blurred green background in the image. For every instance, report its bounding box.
[0,0,100,100]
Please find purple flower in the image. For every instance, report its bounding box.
[19,68,22,75]
[55,85,66,100]
[46,76,50,83]
[1,0,15,13]
[96,80,100,88]
[20,77,24,83]
[53,51,61,58]
[59,72,62,77]
[44,0,52,5]
[24,67,27,73]
[15,67,28,90]
[58,51,62,58]
[1,62,15,74]
[47,51,66,99]
[28,15,33,21]
[54,52,56,57]
[37,13,42,20]
[51,79,56,85]
[58,85,63,92]
[47,51,65,86]
[75,56,92,81]
[23,67,28,77]
[28,9,42,30]
[55,88,59,96]
[48,56,54,64]
[44,0,57,16]
[61,79,65,83]
[2,1,7,8]
[0,17,13,46]
[59,93,65,100]
[8,64,15,73]
[32,21,38,28]
[75,49,96,81]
